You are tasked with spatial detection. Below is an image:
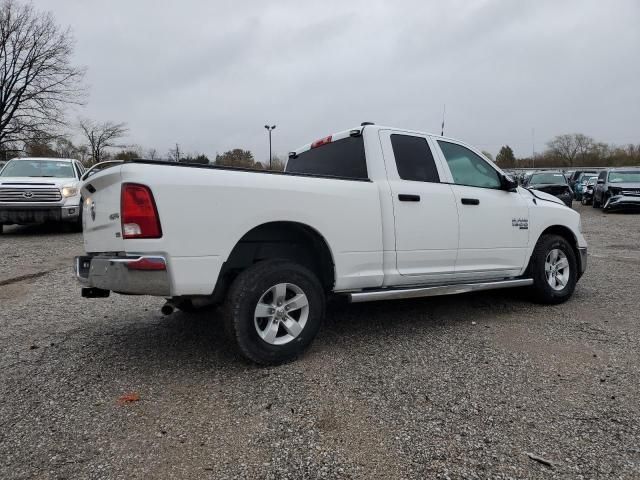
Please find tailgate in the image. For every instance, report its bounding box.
[81,167,125,253]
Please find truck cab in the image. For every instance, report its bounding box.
[287,125,584,287]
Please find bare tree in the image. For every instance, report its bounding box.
[0,1,85,147]
[79,118,128,165]
[75,144,88,164]
[146,148,158,160]
[167,143,180,162]
[269,154,286,171]
[546,133,595,166]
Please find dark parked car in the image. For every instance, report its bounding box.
[580,176,598,205]
[523,171,573,207]
[593,168,640,211]
[568,169,597,191]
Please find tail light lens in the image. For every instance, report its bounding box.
[311,135,332,149]
[121,183,162,239]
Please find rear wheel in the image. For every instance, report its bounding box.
[223,259,325,365]
[528,234,577,304]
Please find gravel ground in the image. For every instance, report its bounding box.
[0,204,639,479]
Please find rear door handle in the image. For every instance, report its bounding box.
[461,198,480,205]
[398,194,420,202]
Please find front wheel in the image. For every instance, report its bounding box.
[223,259,325,365]
[73,200,83,232]
[528,234,577,304]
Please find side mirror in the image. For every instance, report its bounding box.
[500,174,518,192]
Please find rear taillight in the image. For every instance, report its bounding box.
[121,183,162,239]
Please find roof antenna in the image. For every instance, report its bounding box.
[440,104,446,136]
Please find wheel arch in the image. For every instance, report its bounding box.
[211,221,336,302]
[534,224,583,274]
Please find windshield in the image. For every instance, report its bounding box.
[608,171,640,183]
[586,177,598,185]
[528,172,567,185]
[0,159,75,178]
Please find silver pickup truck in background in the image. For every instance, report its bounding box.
[0,157,85,233]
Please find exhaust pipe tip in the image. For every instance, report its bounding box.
[161,302,175,315]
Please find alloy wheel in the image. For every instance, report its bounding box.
[545,249,570,291]
[254,283,309,345]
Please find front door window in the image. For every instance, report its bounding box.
[438,141,501,189]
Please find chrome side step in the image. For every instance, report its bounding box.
[348,278,533,303]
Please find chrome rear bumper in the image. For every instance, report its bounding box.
[75,255,171,296]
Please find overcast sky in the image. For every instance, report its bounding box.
[39,0,640,160]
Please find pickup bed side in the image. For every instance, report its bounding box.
[82,162,385,296]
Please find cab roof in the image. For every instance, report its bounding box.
[12,157,76,162]
[290,124,447,158]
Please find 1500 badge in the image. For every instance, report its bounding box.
[512,218,529,230]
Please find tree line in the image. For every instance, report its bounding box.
[493,134,640,170]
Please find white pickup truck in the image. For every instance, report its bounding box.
[75,124,587,364]
[0,157,85,233]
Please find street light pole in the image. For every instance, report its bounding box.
[264,124,276,169]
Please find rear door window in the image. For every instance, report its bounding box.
[286,136,367,179]
[391,134,440,182]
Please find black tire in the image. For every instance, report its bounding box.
[73,200,83,232]
[0,224,3,234]
[223,259,325,365]
[528,234,577,304]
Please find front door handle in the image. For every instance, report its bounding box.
[398,194,420,202]
[461,198,480,205]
